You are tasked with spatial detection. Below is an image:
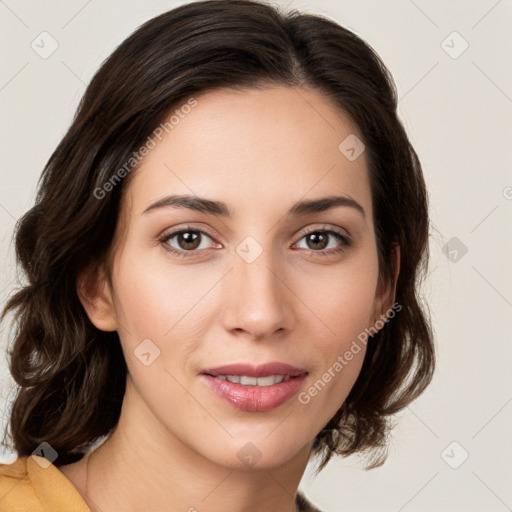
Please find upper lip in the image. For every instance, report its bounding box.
[201,362,308,378]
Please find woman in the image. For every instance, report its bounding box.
[0,0,435,510]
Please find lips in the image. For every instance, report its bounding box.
[200,362,309,412]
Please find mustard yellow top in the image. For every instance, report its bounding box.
[0,455,89,511]
[0,455,322,512]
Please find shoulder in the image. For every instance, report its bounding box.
[0,455,89,511]
[296,490,325,512]
[0,456,41,510]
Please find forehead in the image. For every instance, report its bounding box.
[123,85,371,220]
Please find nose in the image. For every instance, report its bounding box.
[222,245,297,340]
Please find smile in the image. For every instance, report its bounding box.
[201,373,308,412]
[212,374,292,386]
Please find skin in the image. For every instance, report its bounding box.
[58,85,398,512]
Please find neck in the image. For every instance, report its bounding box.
[74,376,312,512]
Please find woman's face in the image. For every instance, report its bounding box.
[84,86,392,470]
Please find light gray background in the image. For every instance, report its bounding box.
[1,1,511,511]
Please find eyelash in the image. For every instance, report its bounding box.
[158,225,352,259]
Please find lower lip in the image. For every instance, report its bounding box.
[201,374,308,412]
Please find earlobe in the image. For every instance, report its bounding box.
[76,262,118,332]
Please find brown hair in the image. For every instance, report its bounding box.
[1,0,434,471]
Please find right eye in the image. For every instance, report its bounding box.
[158,227,220,258]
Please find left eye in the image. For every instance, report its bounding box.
[294,230,349,252]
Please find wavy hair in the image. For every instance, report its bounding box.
[1,0,435,471]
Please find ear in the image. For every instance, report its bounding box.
[372,243,401,326]
[76,262,118,332]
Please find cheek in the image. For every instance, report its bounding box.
[108,256,209,411]
[110,250,221,363]
[295,285,372,425]
[297,250,379,342]
[293,255,378,412]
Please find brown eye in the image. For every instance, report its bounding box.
[295,228,351,254]
[160,228,216,257]
[304,232,329,250]
[176,231,202,250]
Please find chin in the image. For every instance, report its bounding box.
[204,436,308,471]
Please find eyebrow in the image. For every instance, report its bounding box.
[142,194,365,218]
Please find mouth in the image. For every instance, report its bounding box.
[207,374,294,386]
[200,362,309,412]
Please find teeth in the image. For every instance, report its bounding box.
[255,375,281,386]
[214,374,291,386]
[239,375,257,385]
